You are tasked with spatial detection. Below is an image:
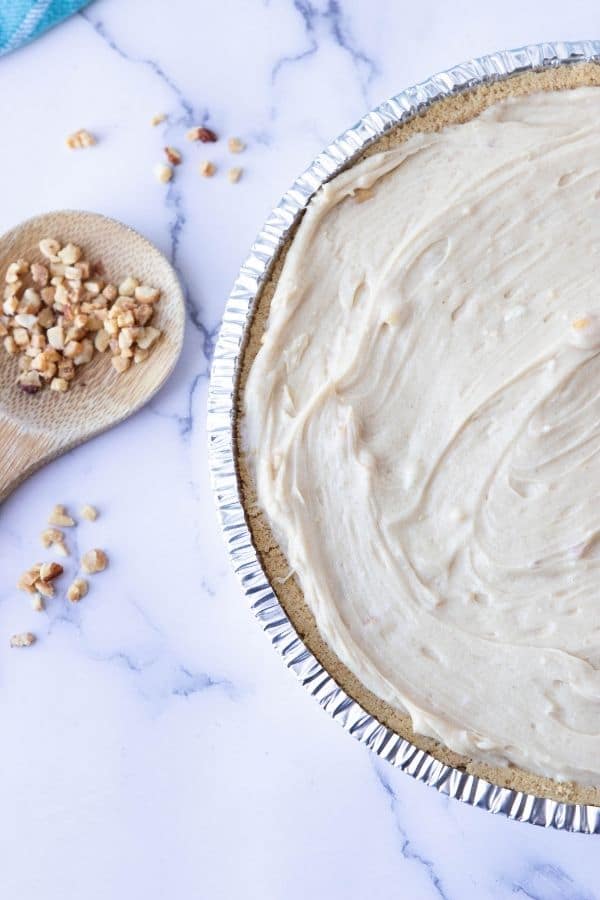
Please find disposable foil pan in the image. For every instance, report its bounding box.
[207,40,600,834]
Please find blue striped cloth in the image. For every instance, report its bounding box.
[0,0,90,57]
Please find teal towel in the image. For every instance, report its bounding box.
[0,0,91,57]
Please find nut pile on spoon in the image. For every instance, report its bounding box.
[0,238,162,393]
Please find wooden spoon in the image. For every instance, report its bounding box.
[0,210,185,502]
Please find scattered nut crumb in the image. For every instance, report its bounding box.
[39,562,63,582]
[10,632,35,648]
[227,167,243,184]
[81,549,108,574]
[154,163,173,183]
[164,146,182,166]
[41,528,68,556]
[186,126,218,143]
[227,137,245,154]
[67,577,89,603]
[81,504,98,521]
[36,580,54,599]
[66,129,96,149]
[17,564,40,594]
[48,505,75,527]
[31,594,44,612]
[199,160,216,178]
[151,113,166,126]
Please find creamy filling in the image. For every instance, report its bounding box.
[244,87,600,784]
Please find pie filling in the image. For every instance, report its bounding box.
[244,87,600,784]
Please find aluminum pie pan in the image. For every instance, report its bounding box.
[207,40,600,834]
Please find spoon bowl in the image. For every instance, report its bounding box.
[0,210,185,502]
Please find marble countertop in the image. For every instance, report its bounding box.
[1,1,600,897]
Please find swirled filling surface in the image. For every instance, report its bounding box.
[244,88,600,783]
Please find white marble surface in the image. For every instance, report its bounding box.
[1,1,600,897]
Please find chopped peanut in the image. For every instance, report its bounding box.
[36,580,55,599]
[81,505,98,521]
[164,146,182,165]
[66,129,96,149]
[1,239,163,391]
[186,126,218,142]
[10,632,36,648]
[227,166,243,183]
[227,137,245,154]
[17,565,40,594]
[81,549,108,574]
[39,562,63,581]
[48,505,75,527]
[111,355,130,374]
[199,160,216,177]
[154,163,173,183]
[41,528,68,556]
[67,578,89,603]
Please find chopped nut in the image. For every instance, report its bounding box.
[39,239,60,261]
[94,330,110,353]
[164,146,182,165]
[63,340,82,359]
[111,355,131,374]
[58,244,82,266]
[227,166,243,184]
[17,371,42,393]
[50,377,68,393]
[66,129,96,149]
[58,358,75,381]
[17,565,41,593]
[39,561,63,581]
[46,325,65,350]
[67,577,89,603]
[3,297,18,317]
[6,260,28,283]
[151,113,166,126]
[3,336,17,355]
[74,338,94,366]
[134,304,153,326]
[134,347,150,364]
[29,262,49,287]
[227,137,245,154]
[41,528,68,556]
[48,505,75,527]
[10,632,35,648]
[31,594,44,612]
[102,283,117,302]
[81,504,98,521]
[74,260,91,280]
[154,163,173,184]
[13,327,29,347]
[136,326,161,350]
[35,580,55,599]
[118,328,135,351]
[21,288,41,313]
[199,160,216,177]
[186,126,218,143]
[81,549,108,574]
[14,313,37,330]
[2,238,163,394]
[134,285,160,303]
[118,277,138,297]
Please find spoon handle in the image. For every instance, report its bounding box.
[0,417,60,503]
